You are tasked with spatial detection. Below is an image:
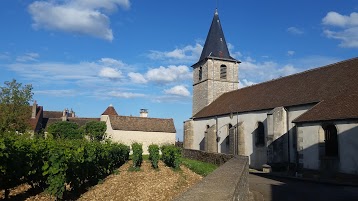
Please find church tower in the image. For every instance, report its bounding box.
[192,9,240,116]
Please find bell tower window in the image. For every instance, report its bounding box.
[220,64,227,79]
[199,66,203,81]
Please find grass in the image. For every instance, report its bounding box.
[128,154,218,176]
[181,158,218,176]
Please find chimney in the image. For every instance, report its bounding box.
[140,109,148,117]
[62,108,69,121]
[31,100,37,119]
[70,108,75,117]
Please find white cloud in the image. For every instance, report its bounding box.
[287,50,295,56]
[28,0,131,41]
[287,27,304,35]
[322,12,358,48]
[34,89,78,97]
[99,67,123,79]
[239,79,256,88]
[0,52,10,61]
[322,12,358,27]
[128,72,147,84]
[108,91,145,98]
[238,55,339,85]
[164,85,190,97]
[148,43,202,63]
[278,65,298,76]
[99,58,126,68]
[146,65,192,83]
[16,52,40,62]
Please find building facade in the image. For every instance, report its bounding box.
[184,9,358,176]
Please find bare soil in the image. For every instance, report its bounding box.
[0,161,202,201]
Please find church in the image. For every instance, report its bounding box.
[183,9,358,176]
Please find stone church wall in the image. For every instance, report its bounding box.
[297,121,358,175]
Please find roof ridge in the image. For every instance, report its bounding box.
[237,57,358,91]
[113,115,173,120]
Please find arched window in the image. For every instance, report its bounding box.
[199,66,203,81]
[256,122,265,147]
[220,64,227,79]
[323,124,338,157]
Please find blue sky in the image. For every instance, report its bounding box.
[0,0,357,140]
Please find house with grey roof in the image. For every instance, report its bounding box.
[184,9,358,177]
[101,105,176,154]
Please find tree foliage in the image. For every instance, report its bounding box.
[47,121,83,140]
[0,79,33,133]
[84,121,107,141]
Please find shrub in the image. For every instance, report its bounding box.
[83,121,107,142]
[148,144,160,169]
[0,133,129,199]
[131,143,143,168]
[161,145,181,169]
[47,121,83,140]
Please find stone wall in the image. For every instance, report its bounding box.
[183,120,194,149]
[182,149,234,166]
[174,155,249,201]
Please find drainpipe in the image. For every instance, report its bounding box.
[285,107,290,171]
[216,116,219,153]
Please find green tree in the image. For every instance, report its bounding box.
[84,121,107,141]
[47,121,83,139]
[0,79,33,133]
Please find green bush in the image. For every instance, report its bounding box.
[161,145,181,169]
[47,121,83,140]
[83,121,107,142]
[148,144,160,169]
[131,143,143,168]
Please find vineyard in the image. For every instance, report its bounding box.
[0,133,130,199]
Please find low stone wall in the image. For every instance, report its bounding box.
[182,149,234,166]
[175,155,249,201]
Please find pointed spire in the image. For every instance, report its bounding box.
[102,104,119,116]
[199,9,235,62]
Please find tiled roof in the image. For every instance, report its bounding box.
[102,105,118,116]
[109,115,176,133]
[42,118,100,130]
[43,111,63,118]
[29,105,43,131]
[293,94,358,123]
[193,57,358,122]
[67,118,100,127]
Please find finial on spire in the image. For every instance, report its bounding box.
[215,8,218,15]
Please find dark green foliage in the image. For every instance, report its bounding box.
[131,143,143,168]
[181,158,218,176]
[0,133,129,199]
[84,121,107,142]
[47,121,83,140]
[148,144,160,169]
[0,79,33,133]
[161,145,181,169]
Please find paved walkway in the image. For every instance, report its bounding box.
[249,173,358,201]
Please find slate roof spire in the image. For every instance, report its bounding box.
[199,9,236,62]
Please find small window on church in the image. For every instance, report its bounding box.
[220,65,227,79]
[323,124,338,157]
[199,66,203,81]
[256,122,265,147]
